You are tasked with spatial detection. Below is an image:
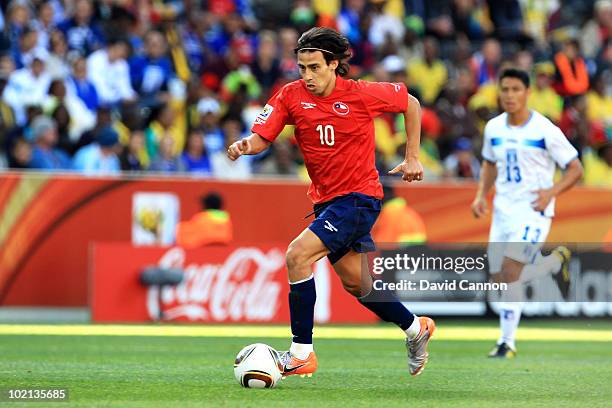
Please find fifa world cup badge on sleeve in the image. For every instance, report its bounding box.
[255,104,274,125]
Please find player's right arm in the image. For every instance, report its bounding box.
[472,122,497,218]
[472,160,497,218]
[227,133,271,161]
[228,84,293,161]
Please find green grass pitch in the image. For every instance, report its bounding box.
[0,320,610,407]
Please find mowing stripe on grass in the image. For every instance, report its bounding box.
[0,324,610,341]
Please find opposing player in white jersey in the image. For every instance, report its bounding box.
[471,68,583,358]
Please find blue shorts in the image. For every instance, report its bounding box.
[308,193,382,265]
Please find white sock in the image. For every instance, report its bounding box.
[405,314,421,339]
[520,253,561,282]
[498,282,523,350]
[290,342,313,360]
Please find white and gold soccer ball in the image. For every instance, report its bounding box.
[233,343,283,388]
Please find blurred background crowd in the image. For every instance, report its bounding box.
[0,0,609,186]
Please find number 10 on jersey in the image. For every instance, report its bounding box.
[317,124,335,146]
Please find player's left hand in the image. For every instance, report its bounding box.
[531,189,554,212]
[388,158,424,182]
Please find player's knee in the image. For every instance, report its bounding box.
[341,278,364,297]
[498,268,521,283]
[286,242,308,271]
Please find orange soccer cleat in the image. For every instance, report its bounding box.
[278,351,318,378]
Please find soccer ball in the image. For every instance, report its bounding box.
[233,343,283,388]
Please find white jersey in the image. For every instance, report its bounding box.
[482,111,578,217]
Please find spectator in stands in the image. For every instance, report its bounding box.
[445,37,472,79]
[66,56,99,114]
[144,102,183,162]
[436,82,479,157]
[2,53,51,125]
[514,49,534,73]
[0,54,16,77]
[278,27,300,80]
[528,62,564,123]
[119,130,148,171]
[256,139,299,176]
[181,11,211,75]
[45,30,70,79]
[29,115,71,170]
[471,38,501,86]
[337,0,366,45]
[58,0,105,55]
[581,0,612,59]
[583,127,612,187]
[407,36,448,105]
[149,135,186,173]
[32,1,56,50]
[13,26,47,70]
[451,0,490,40]
[197,97,225,155]
[73,106,113,152]
[5,1,30,48]
[559,95,591,155]
[182,129,212,175]
[487,0,532,46]
[0,0,607,185]
[211,117,251,179]
[0,75,15,139]
[443,136,480,179]
[175,192,233,248]
[595,39,611,77]
[220,65,262,103]
[423,0,455,41]
[45,78,95,146]
[554,38,590,97]
[72,126,121,174]
[87,37,136,107]
[368,0,405,49]
[50,103,71,155]
[205,44,243,88]
[207,12,254,61]
[251,30,281,98]
[8,137,31,169]
[129,30,174,105]
[586,72,612,122]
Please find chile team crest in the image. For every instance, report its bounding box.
[332,102,350,116]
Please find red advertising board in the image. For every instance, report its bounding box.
[91,243,378,323]
[1,173,610,307]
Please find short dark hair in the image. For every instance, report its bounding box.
[202,192,223,210]
[294,27,351,77]
[499,68,530,88]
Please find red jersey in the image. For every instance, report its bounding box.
[251,76,409,204]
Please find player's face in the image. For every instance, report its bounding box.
[499,77,530,114]
[297,51,338,96]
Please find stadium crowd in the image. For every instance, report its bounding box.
[0,0,609,186]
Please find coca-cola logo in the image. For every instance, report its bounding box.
[147,247,285,321]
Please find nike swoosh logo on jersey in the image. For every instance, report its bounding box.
[301,102,316,109]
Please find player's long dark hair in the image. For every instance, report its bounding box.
[294,27,352,77]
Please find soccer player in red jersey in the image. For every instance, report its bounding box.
[227,27,435,377]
